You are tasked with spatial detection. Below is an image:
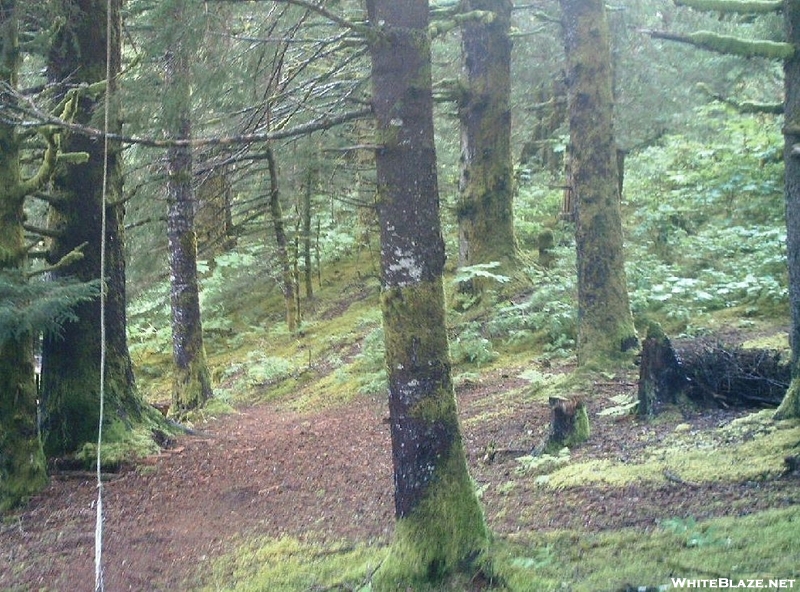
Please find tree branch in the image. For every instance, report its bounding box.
[25,242,89,279]
[210,0,370,36]
[674,0,783,14]
[23,223,64,239]
[697,83,783,114]
[642,29,794,60]
[5,84,373,148]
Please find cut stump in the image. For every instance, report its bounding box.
[546,396,590,452]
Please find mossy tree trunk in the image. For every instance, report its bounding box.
[777,0,800,420]
[559,0,637,366]
[41,0,144,456]
[163,3,212,414]
[266,145,300,332]
[457,0,517,280]
[366,1,489,588]
[0,0,47,510]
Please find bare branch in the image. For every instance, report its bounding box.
[3,84,373,148]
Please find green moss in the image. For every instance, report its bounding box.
[0,434,47,513]
[75,407,170,469]
[741,331,790,354]
[686,30,794,60]
[198,536,388,592]
[381,281,450,372]
[674,0,783,14]
[410,387,458,422]
[774,377,800,420]
[493,506,800,591]
[172,344,212,415]
[372,442,489,591]
[569,403,590,445]
[538,409,800,488]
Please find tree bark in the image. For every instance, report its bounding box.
[0,0,48,509]
[41,0,144,456]
[777,0,800,419]
[637,324,687,418]
[302,166,314,300]
[559,0,638,366]
[365,1,489,587]
[457,0,517,280]
[163,3,213,414]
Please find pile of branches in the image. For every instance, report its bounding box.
[638,326,790,416]
[675,339,790,408]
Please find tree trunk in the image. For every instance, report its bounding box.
[0,0,47,509]
[777,0,800,419]
[42,0,144,456]
[366,1,489,588]
[559,0,638,366]
[266,145,300,332]
[302,166,314,300]
[163,7,213,414]
[637,323,687,418]
[457,0,517,281]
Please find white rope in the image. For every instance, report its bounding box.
[95,0,113,589]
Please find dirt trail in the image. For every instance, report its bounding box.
[2,374,798,591]
[0,397,394,591]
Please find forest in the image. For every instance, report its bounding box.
[1,0,799,590]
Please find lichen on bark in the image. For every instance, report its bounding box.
[367,0,490,585]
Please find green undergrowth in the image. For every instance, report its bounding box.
[194,505,800,592]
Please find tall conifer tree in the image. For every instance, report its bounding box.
[0,0,47,510]
[366,0,489,588]
[42,0,144,454]
[559,0,638,366]
[162,0,213,414]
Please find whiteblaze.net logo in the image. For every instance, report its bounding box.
[670,579,796,589]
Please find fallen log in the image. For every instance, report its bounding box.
[637,324,790,417]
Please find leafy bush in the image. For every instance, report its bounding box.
[450,321,499,366]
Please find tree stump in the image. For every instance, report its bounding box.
[537,229,555,268]
[637,323,687,418]
[546,396,590,453]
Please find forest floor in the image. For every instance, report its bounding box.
[2,356,799,591]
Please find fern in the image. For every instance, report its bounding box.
[453,262,511,285]
[0,270,99,345]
